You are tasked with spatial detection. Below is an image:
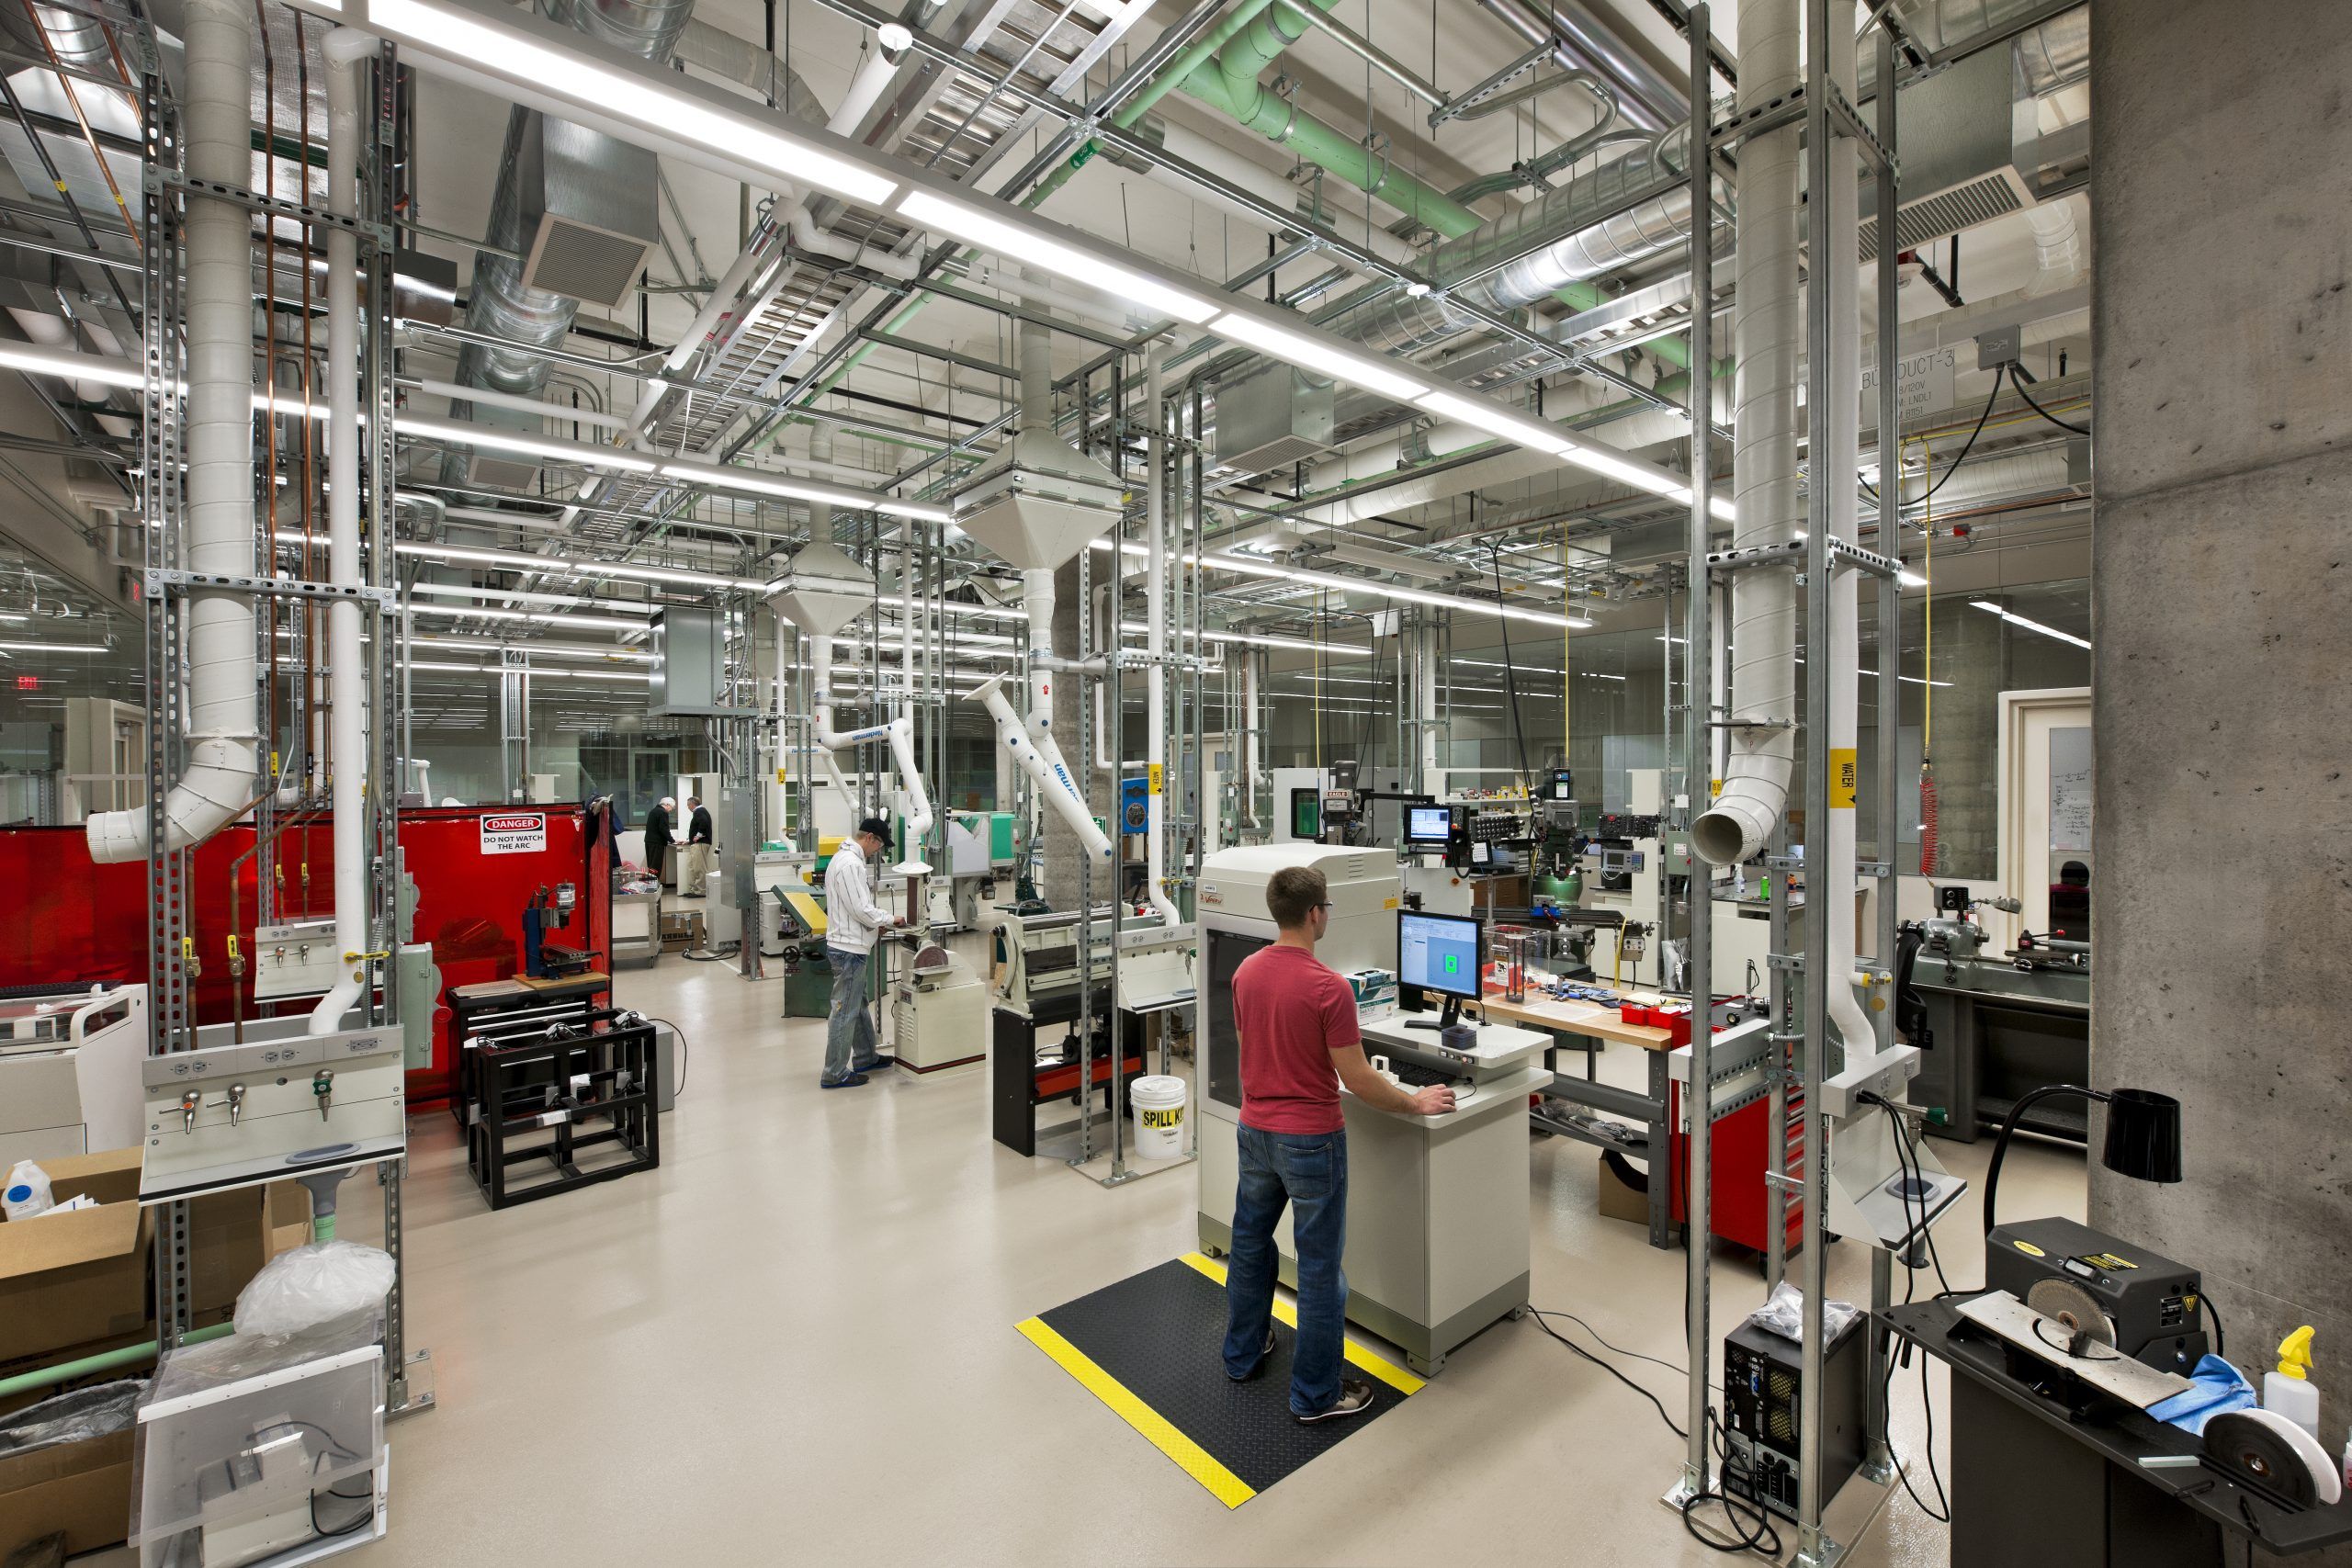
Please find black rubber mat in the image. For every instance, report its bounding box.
[1023,1256,1416,1504]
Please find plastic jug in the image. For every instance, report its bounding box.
[3,1160,53,1220]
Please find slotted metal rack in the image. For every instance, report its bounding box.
[136,21,430,1418]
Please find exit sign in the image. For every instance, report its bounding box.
[14,676,36,690]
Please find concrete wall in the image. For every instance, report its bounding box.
[2089,0,2352,1440]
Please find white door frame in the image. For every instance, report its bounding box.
[1997,686,2093,943]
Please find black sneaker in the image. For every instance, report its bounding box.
[1227,1327,1277,1382]
[819,1073,870,1089]
[852,1056,895,1074]
[1295,1376,1376,1424]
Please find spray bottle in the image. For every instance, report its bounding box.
[2267,1325,2323,1441]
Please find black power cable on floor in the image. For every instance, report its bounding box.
[2006,363,2090,436]
[1526,1307,1685,1439]
[1861,1092,1954,1525]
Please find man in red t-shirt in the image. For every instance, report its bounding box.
[1223,864,1453,1421]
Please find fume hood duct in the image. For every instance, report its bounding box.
[765,541,872,638]
[951,424,1125,573]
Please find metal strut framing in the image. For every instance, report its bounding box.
[137,17,429,1415]
[1667,6,1905,1560]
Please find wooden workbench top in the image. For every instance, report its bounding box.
[1470,993,1677,1050]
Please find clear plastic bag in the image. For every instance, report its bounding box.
[232,1240,397,1341]
[1745,1280,1860,1344]
[0,1379,143,1459]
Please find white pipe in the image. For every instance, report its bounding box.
[88,0,259,863]
[1822,17,1875,1062]
[311,28,376,1033]
[808,631,935,874]
[1141,352,1182,930]
[1241,650,1260,828]
[1690,0,1801,869]
[884,716,933,874]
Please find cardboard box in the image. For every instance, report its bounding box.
[0,1427,133,1560]
[0,1149,149,1366]
[1597,1150,1650,1225]
[189,1179,315,1317]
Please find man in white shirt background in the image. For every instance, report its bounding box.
[820,816,904,1089]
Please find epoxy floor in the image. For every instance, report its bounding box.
[116,935,2089,1566]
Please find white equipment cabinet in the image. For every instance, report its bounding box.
[890,947,989,1074]
[0,983,146,1163]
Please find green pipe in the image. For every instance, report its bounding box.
[0,1321,238,1401]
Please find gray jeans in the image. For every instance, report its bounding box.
[823,948,881,1081]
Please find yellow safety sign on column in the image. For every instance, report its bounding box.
[1829,748,1858,809]
[1148,762,1163,795]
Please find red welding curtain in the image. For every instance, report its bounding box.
[0,806,612,1101]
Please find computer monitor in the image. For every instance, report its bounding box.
[1397,909,1483,1027]
[1404,804,1453,848]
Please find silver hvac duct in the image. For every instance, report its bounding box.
[88,0,257,862]
[1339,125,1719,358]
[1476,0,1685,132]
[452,0,694,401]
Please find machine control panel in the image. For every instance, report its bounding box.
[250,919,345,1002]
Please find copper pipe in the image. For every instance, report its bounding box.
[297,13,321,809]
[257,0,282,853]
[18,0,141,252]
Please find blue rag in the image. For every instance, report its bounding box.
[2147,1355,2256,1435]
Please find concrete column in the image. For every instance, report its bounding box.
[2090,0,2352,1430]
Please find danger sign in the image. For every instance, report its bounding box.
[481,812,548,855]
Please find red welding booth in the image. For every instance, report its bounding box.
[0,804,615,1107]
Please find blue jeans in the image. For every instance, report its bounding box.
[1224,1123,1349,1416]
[822,948,880,1081]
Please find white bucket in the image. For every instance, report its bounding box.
[1129,1075,1188,1158]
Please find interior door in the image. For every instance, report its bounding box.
[1999,688,2093,941]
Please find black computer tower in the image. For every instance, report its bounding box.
[1721,1314,1868,1520]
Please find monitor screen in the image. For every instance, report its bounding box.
[1397,910,1482,1001]
[1405,805,1453,845]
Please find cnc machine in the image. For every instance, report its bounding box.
[1195,844,1547,1374]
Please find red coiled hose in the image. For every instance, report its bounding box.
[1918,761,1939,876]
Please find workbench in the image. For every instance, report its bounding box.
[1471,993,1680,1247]
[1883,1298,2352,1563]
[1905,955,2091,1144]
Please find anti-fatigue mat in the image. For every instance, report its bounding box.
[1016,1253,1422,1507]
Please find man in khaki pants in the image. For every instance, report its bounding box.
[680,795,716,896]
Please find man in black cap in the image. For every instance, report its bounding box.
[819,816,903,1088]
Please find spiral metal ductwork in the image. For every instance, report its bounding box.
[453,0,695,400]
[1337,125,1722,358]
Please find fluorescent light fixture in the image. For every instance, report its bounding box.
[1970,600,2091,650]
[397,414,655,474]
[875,21,912,50]
[0,343,143,390]
[1898,569,1928,588]
[1207,310,1429,403]
[368,0,898,207]
[0,640,108,653]
[1416,389,1567,455]
[413,605,652,632]
[897,189,1218,326]
[1210,550,1594,629]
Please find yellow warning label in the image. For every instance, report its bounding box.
[1148,762,1163,796]
[1828,748,1858,809]
[1140,1107,1184,1130]
[2080,1252,2138,1270]
[1710,778,1724,799]
[775,767,787,784]
[2012,1240,2046,1258]
[1383,897,1401,910]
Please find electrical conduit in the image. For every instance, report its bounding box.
[87,0,259,863]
